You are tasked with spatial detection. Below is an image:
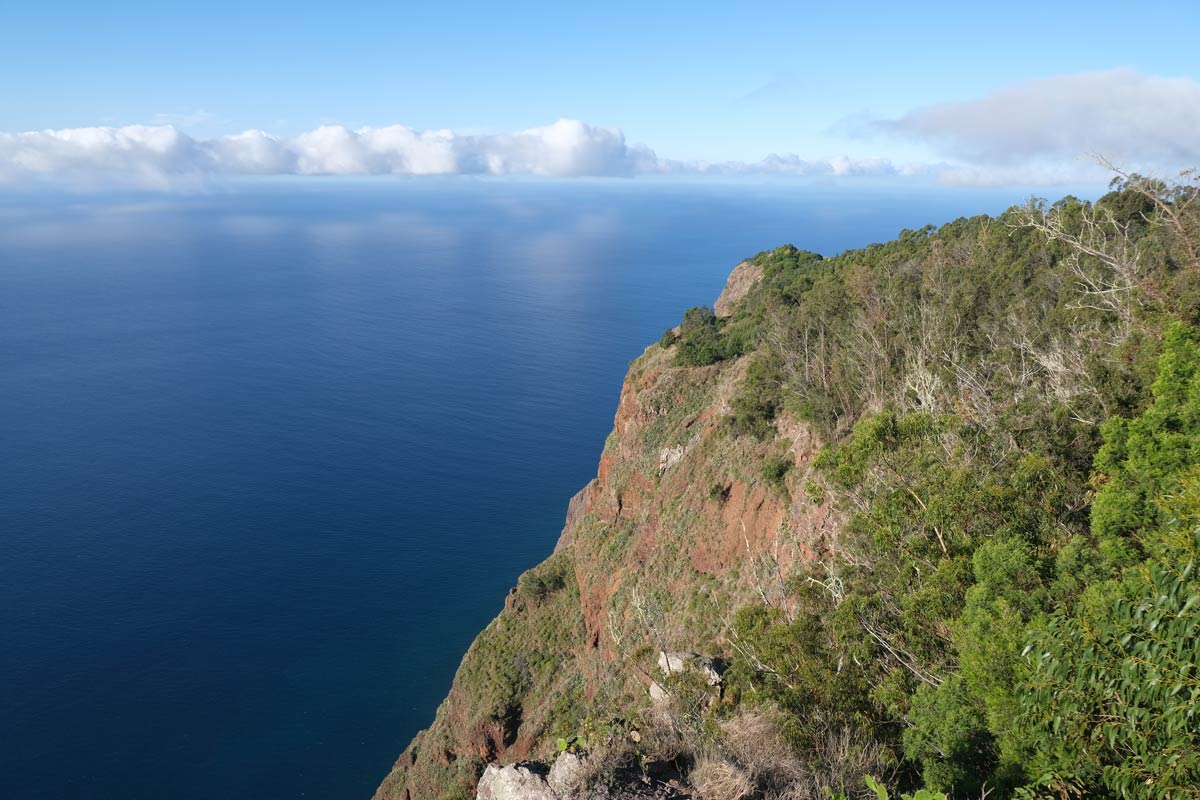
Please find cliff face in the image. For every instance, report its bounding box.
[374,263,838,800]
[374,185,1200,797]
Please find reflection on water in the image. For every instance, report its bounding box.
[0,180,1026,800]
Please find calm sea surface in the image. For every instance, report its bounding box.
[0,180,1025,800]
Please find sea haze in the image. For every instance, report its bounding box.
[0,180,1028,800]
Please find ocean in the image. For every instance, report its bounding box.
[0,179,1028,799]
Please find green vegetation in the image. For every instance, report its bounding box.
[711,173,1200,798]
[517,551,572,601]
[1018,323,1200,798]
[378,172,1200,800]
[665,305,757,366]
[759,452,792,496]
[729,356,784,440]
[864,774,947,800]
[752,244,829,305]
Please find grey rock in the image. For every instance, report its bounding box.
[714,260,763,317]
[657,651,724,686]
[475,763,557,800]
[548,751,586,798]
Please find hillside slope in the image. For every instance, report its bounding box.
[375,264,838,800]
[376,173,1200,800]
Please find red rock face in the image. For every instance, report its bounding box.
[373,260,841,800]
[568,345,837,668]
[689,481,787,575]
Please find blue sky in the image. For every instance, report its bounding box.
[3,0,1198,185]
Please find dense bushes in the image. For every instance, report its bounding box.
[728,356,784,440]
[1017,324,1200,797]
[752,244,828,305]
[663,305,757,367]
[710,176,1200,798]
[518,551,572,601]
[720,324,1200,797]
[1021,533,1200,798]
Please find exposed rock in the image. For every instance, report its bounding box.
[650,652,725,703]
[713,260,762,317]
[657,444,686,474]
[475,764,557,800]
[547,751,586,798]
[477,758,689,800]
[657,651,724,686]
[554,480,595,554]
[504,587,521,612]
[689,479,786,576]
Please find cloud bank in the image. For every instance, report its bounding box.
[884,68,1200,177]
[3,70,1195,188]
[0,118,904,187]
[0,119,664,184]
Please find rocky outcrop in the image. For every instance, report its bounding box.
[547,752,585,798]
[713,260,761,317]
[657,652,724,686]
[650,651,725,704]
[475,753,690,800]
[475,764,557,800]
[374,259,839,800]
[474,752,686,800]
[553,480,594,554]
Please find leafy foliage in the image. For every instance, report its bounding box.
[865,774,947,800]
[669,305,756,367]
[712,176,1200,798]
[1016,325,1200,797]
[1021,530,1200,797]
[378,174,1200,800]
[729,356,784,440]
[1092,323,1200,562]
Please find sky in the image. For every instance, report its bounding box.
[2,0,1198,187]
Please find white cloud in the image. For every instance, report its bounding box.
[206,130,294,174]
[11,70,1193,190]
[884,68,1200,174]
[0,118,909,187]
[0,119,665,185]
[1,125,202,181]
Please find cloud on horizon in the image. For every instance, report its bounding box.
[2,69,1195,189]
[882,68,1200,176]
[0,119,660,185]
[0,118,905,187]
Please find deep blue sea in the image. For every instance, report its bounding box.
[0,180,1032,800]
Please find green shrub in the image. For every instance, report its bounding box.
[864,774,948,800]
[1092,323,1200,563]
[728,356,783,440]
[671,305,756,367]
[1016,329,1200,797]
[760,454,792,496]
[752,244,828,305]
[1021,524,1200,797]
[518,552,572,601]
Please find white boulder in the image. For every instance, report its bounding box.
[475,764,557,800]
[547,750,586,798]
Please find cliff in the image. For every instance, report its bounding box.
[373,261,836,800]
[374,178,1200,799]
